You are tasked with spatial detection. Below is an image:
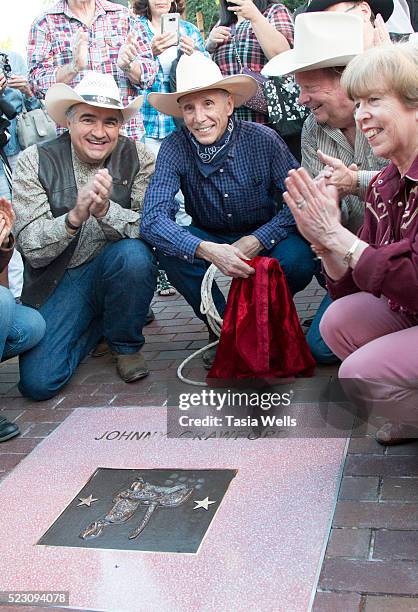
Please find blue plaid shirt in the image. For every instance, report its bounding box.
[141,120,298,261]
[137,16,207,139]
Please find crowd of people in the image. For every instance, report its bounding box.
[0,0,416,446]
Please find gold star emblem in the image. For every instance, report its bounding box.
[193,497,216,511]
[77,494,98,507]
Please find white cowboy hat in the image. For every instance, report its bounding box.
[148,52,258,118]
[45,71,143,126]
[261,13,364,77]
[304,0,394,23]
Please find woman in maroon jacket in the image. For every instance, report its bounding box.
[283,41,418,445]
[0,198,45,442]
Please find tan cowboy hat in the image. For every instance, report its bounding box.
[261,13,364,77]
[45,71,143,126]
[148,52,258,118]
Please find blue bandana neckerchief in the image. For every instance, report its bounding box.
[186,117,235,178]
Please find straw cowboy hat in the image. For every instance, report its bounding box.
[148,52,258,118]
[45,71,143,127]
[305,0,394,22]
[261,13,364,77]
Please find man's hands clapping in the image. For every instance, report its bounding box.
[117,32,140,72]
[67,169,112,230]
[72,28,89,73]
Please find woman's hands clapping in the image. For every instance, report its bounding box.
[283,168,341,249]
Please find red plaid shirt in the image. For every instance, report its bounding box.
[211,4,294,124]
[27,0,156,140]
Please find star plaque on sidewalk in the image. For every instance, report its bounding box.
[38,468,237,553]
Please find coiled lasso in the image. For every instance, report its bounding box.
[176,264,224,386]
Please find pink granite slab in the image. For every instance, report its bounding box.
[0,407,347,612]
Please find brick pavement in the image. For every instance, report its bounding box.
[0,279,417,611]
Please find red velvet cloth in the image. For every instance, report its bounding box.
[207,256,315,380]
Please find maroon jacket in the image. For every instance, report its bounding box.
[0,235,14,274]
[326,155,418,316]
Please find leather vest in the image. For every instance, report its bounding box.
[21,133,139,308]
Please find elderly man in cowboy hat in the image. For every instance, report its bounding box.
[140,52,317,367]
[12,72,156,400]
[262,13,388,364]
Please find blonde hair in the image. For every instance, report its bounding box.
[341,40,418,108]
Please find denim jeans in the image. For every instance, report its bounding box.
[0,286,45,361]
[19,239,157,401]
[158,227,316,323]
[306,293,339,364]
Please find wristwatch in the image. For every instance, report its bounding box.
[65,213,80,232]
[343,237,361,265]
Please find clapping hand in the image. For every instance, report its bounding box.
[72,28,89,72]
[117,32,140,71]
[316,150,359,198]
[373,14,391,47]
[283,168,341,248]
[69,169,113,228]
[88,169,113,218]
[0,198,15,248]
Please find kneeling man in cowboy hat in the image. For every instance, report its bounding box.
[141,53,317,367]
[262,13,388,364]
[13,72,156,400]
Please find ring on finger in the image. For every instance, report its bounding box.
[296,199,306,210]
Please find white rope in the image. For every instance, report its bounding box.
[177,264,224,386]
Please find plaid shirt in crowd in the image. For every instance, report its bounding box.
[137,16,207,140]
[141,121,298,261]
[27,0,156,140]
[211,4,294,124]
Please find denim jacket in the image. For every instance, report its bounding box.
[1,51,41,158]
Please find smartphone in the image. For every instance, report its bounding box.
[161,13,180,44]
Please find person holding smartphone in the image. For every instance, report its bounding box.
[132,0,206,150]
[0,51,41,200]
[133,0,207,295]
[0,51,42,307]
[206,0,294,127]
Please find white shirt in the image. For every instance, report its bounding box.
[386,0,414,33]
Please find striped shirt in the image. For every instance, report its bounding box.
[301,113,388,232]
[210,4,294,125]
[27,0,156,141]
